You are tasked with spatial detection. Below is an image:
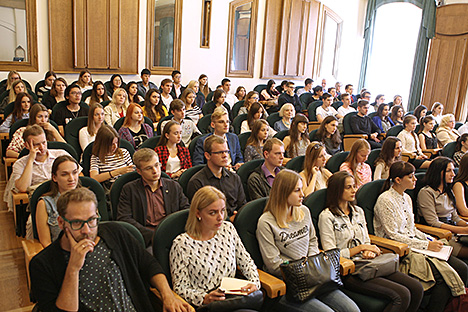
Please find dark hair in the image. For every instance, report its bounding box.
[89,81,109,105]
[246,119,269,155]
[45,155,81,197]
[316,116,341,148]
[455,133,468,153]
[160,78,172,87]
[125,81,140,104]
[45,71,57,80]
[171,70,181,78]
[326,171,356,216]
[381,161,416,193]
[357,99,369,108]
[141,68,151,76]
[65,84,81,99]
[414,105,427,122]
[313,85,323,95]
[286,113,310,158]
[266,80,276,97]
[11,92,32,121]
[305,78,314,86]
[345,84,353,90]
[454,153,468,184]
[421,156,455,204]
[375,137,401,169]
[390,105,404,122]
[247,102,266,129]
[418,115,436,134]
[158,121,180,147]
[221,78,230,86]
[50,77,68,97]
[376,103,390,121]
[110,74,124,89]
[322,93,332,101]
[213,89,226,103]
[143,89,164,122]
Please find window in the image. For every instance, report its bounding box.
[146,0,182,74]
[366,3,422,108]
[226,0,258,77]
[0,0,37,71]
[317,7,342,80]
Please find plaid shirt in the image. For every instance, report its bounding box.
[155,144,192,176]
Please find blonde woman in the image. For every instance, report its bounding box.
[436,114,460,146]
[339,139,372,189]
[0,80,27,113]
[104,88,129,127]
[256,169,359,312]
[299,142,332,197]
[185,79,205,108]
[170,186,260,309]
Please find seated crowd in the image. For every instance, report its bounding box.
[4,69,468,312]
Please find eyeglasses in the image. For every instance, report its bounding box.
[62,215,101,230]
[70,91,82,96]
[210,150,230,155]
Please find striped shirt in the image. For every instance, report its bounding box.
[185,106,202,124]
[90,149,133,183]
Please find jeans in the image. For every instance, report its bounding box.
[278,289,360,312]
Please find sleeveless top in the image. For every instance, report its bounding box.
[43,194,61,242]
[422,132,438,149]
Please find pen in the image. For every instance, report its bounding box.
[427,236,433,241]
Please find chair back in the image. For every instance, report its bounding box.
[237,159,264,201]
[197,114,212,134]
[233,197,269,268]
[206,91,214,102]
[343,112,358,134]
[325,151,349,173]
[308,101,323,122]
[232,100,245,118]
[368,112,377,120]
[405,172,427,216]
[30,177,109,239]
[273,129,289,141]
[34,80,45,95]
[64,116,88,158]
[366,148,381,173]
[152,209,190,284]
[266,112,281,128]
[0,90,8,104]
[18,141,79,161]
[102,221,145,247]
[299,93,314,108]
[101,100,111,108]
[188,134,204,160]
[331,101,343,110]
[303,188,328,245]
[253,84,267,94]
[455,122,463,130]
[82,89,93,101]
[9,118,29,138]
[156,114,174,135]
[309,129,318,141]
[178,164,205,198]
[285,155,305,172]
[139,135,161,150]
[81,140,135,176]
[238,131,251,155]
[356,179,386,235]
[233,114,247,134]
[3,101,15,118]
[442,141,456,159]
[386,125,404,138]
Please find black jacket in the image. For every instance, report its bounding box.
[350,114,381,136]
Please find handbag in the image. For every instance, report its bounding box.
[348,238,399,281]
[196,290,263,312]
[279,248,342,303]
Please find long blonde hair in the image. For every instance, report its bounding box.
[110,88,129,112]
[264,169,304,228]
[8,80,26,104]
[303,142,331,184]
[343,139,370,185]
[186,186,226,240]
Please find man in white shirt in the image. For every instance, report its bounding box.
[4,125,75,211]
[221,78,237,108]
[296,78,314,96]
[160,78,174,110]
[316,93,342,122]
[337,93,356,117]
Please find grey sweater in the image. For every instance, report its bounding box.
[256,206,320,277]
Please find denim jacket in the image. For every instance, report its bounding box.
[318,205,370,259]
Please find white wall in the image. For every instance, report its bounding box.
[0,0,366,93]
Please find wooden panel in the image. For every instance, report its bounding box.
[86,0,109,69]
[73,0,87,68]
[436,4,468,36]
[49,0,75,72]
[109,0,121,69]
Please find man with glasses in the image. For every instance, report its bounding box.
[247,138,285,200]
[116,148,189,247]
[188,135,246,217]
[192,107,243,168]
[52,84,89,126]
[278,81,302,113]
[30,188,192,312]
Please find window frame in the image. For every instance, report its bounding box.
[146,0,183,75]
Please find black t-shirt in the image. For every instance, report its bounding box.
[53,105,90,125]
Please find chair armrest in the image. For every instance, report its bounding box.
[22,239,44,290]
[258,269,286,298]
[58,125,64,137]
[369,234,409,257]
[0,132,9,140]
[416,224,452,240]
[308,121,321,132]
[13,192,29,205]
[340,257,355,275]
[422,149,441,158]
[460,216,468,222]
[344,134,368,139]
[150,288,195,312]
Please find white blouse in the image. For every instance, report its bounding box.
[397,129,422,155]
[166,155,181,174]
